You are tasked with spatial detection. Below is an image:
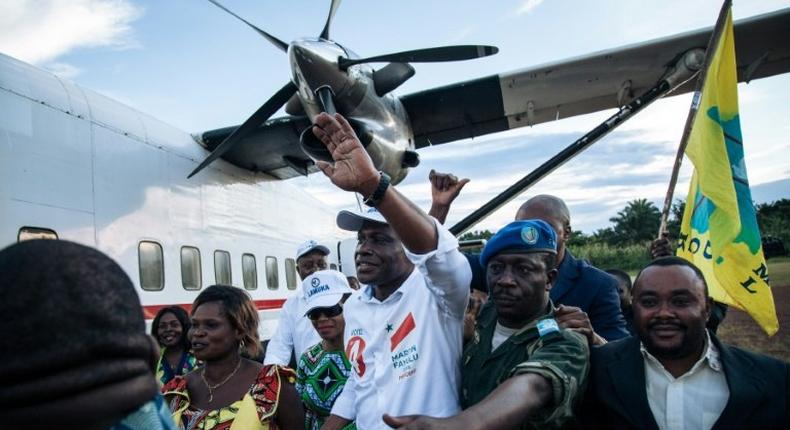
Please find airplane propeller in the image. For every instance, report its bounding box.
[338,45,499,69]
[190,0,498,178]
[207,0,288,52]
[188,81,297,178]
[319,0,342,40]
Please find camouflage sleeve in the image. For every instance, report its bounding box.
[509,329,590,427]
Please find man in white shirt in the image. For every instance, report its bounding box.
[311,112,472,430]
[263,240,328,366]
[585,256,790,429]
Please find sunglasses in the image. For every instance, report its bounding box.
[307,304,343,321]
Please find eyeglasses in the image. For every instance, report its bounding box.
[307,304,343,321]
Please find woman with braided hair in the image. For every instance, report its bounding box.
[163,285,304,429]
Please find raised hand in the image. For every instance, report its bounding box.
[429,170,470,207]
[312,112,380,197]
[650,232,674,259]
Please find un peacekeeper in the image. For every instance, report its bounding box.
[385,220,589,430]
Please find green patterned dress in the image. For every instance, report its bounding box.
[296,343,356,430]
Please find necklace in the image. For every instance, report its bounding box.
[200,358,242,403]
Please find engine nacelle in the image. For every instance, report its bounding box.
[299,118,418,185]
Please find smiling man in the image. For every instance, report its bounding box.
[312,113,472,430]
[585,256,790,429]
[385,220,590,430]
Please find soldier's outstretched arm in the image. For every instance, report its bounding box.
[383,373,552,430]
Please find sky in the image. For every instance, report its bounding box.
[1,0,788,234]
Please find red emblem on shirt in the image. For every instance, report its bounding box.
[346,336,366,377]
[390,312,416,351]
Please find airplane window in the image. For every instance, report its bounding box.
[181,246,202,290]
[330,263,338,270]
[285,258,297,290]
[242,253,257,290]
[214,250,232,285]
[138,241,164,291]
[18,226,58,241]
[265,256,278,290]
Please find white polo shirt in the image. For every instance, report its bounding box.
[263,293,321,365]
[331,219,471,429]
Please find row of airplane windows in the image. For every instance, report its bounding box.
[137,240,300,292]
[17,226,337,292]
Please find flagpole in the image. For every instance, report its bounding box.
[657,0,733,238]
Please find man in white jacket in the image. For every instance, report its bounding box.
[263,240,329,366]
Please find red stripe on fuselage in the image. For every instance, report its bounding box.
[142,299,286,319]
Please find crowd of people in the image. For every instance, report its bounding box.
[0,112,787,429]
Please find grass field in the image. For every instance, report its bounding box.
[716,256,790,362]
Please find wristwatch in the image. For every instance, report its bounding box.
[363,172,391,207]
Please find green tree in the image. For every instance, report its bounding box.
[756,199,790,251]
[665,199,686,239]
[459,230,494,241]
[567,230,590,247]
[591,227,618,246]
[609,199,661,245]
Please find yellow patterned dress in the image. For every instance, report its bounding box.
[162,365,294,430]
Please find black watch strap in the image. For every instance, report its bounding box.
[363,172,391,207]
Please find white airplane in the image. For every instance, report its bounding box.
[1,2,788,339]
[0,52,347,339]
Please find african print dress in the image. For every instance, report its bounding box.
[296,343,356,430]
[162,364,295,430]
[156,348,198,386]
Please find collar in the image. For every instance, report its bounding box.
[359,267,419,304]
[640,330,723,380]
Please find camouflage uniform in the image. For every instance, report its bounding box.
[462,301,589,429]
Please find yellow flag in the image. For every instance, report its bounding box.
[677,6,778,335]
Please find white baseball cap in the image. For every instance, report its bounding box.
[336,207,388,232]
[296,240,330,260]
[302,270,354,316]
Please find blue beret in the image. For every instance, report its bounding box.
[479,219,557,267]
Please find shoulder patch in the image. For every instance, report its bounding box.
[536,318,560,337]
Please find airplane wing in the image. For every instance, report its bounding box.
[197,116,316,180]
[198,8,789,178]
[402,7,790,148]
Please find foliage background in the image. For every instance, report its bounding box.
[460,198,790,272]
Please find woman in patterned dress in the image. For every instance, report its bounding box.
[152,306,198,386]
[162,285,304,430]
[295,270,356,430]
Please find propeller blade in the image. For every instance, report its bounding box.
[188,81,297,178]
[207,0,289,52]
[319,0,342,40]
[338,45,498,69]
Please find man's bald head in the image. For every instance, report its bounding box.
[516,195,572,262]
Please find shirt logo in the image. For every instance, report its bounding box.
[390,312,416,351]
[345,336,367,377]
[389,313,419,381]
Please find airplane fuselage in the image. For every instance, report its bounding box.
[0,53,350,339]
